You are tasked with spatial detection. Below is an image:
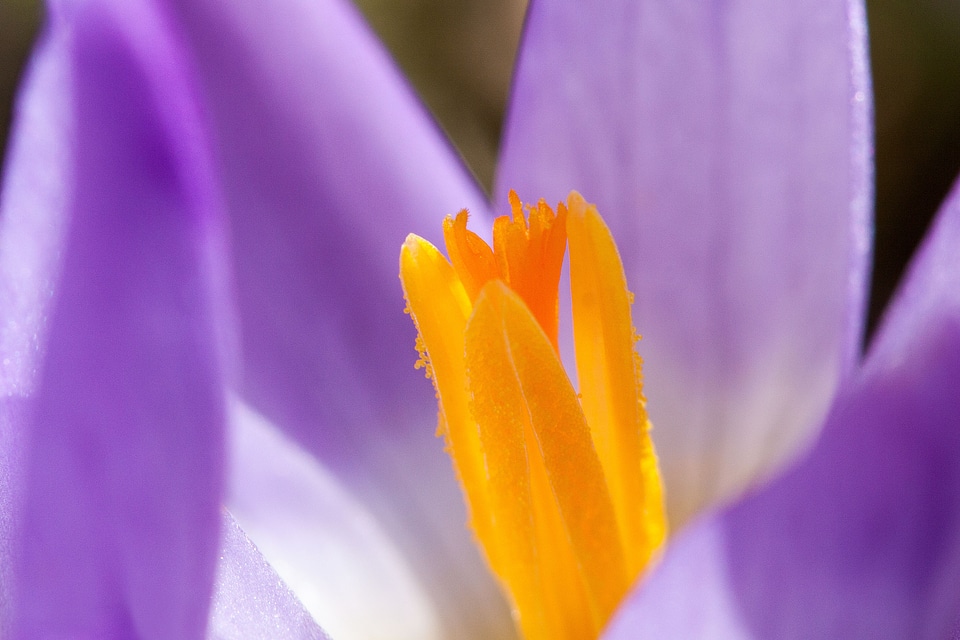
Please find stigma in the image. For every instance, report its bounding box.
[400,191,666,639]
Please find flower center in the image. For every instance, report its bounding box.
[400,191,666,639]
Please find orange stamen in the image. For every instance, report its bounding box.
[400,191,666,640]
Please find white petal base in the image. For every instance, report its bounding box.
[225,398,442,640]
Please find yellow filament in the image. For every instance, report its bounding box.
[399,191,666,640]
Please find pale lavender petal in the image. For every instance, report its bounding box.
[498,0,874,524]
[4,1,229,636]
[168,0,491,437]
[0,6,72,402]
[225,399,448,640]
[167,0,509,635]
[209,513,329,640]
[604,180,960,638]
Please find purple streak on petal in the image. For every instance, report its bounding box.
[166,0,509,635]
[209,513,329,640]
[498,0,874,524]
[10,1,228,637]
[604,181,960,638]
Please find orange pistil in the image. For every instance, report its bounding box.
[400,191,666,640]
[443,191,568,352]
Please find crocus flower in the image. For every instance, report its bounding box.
[0,1,958,640]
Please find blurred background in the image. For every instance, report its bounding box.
[1,0,958,341]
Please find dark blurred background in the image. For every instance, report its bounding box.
[2,0,958,342]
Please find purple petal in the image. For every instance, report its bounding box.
[167,0,491,436]
[209,513,329,640]
[498,0,874,524]
[0,400,27,636]
[166,0,508,634]
[0,9,75,632]
[867,187,960,375]
[0,10,72,402]
[604,179,960,638]
[3,1,228,636]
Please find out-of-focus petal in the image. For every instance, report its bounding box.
[0,9,72,402]
[0,8,74,631]
[603,179,960,638]
[165,0,511,635]
[225,398,445,640]
[209,513,330,640]
[498,0,874,524]
[0,400,26,636]
[2,1,229,636]
[866,186,960,374]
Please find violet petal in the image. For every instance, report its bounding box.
[0,9,75,632]
[604,178,960,638]
[498,0,874,524]
[5,1,228,636]
[166,0,509,635]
